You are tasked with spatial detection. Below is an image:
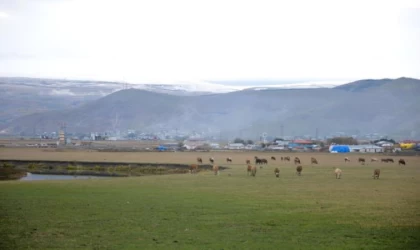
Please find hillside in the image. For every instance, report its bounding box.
[2,77,420,138]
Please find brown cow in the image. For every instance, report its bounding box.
[373,169,380,179]
[226,157,232,163]
[209,157,214,164]
[344,157,350,162]
[398,159,406,166]
[250,165,257,177]
[247,165,252,175]
[246,159,251,165]
[271,156,276,160]
[197,157,203,164]
[284,156,291,162]
[213,165,219,175]
[358,158,365,164]
[294,157,301,165]
[311,157,318,164]
[296,165,302,176]
[274,167,280,178]
[280,156,284,161]
[190,164,198,174]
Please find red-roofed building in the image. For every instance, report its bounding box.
[293,140,314,144]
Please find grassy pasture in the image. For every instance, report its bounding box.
[0,148,419,249]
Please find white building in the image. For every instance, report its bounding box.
[349,145,384,153]
[227,143,245,150]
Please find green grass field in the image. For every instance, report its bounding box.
[1,151,419,249]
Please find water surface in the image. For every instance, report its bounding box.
[20,173,108,181]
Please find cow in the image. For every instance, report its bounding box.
[334,167,342,179]
[371,157,378,162]
[381,158,388,163]
[250,165,257,177]
[294,157,301,165]
[197,157,203,164]
[398,159,406,166]
[274,167,280,177]
[209,157,214,164]
[271,156,276,160]
[344,157,350,162]
[358,158,365,164]
[226,157,232,163]
[213,165,219,175]
[280,156,284,161]
[247,165,252,175]
[255,158,267,165]
[296,165,302,176]
[246,159,251,165]
[284,156,291,162]
[387,158,394,163]
[373,169,380,179]
[311,157,318,164]
[190,164,198,174]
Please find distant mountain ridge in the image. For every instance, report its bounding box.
[2,77,420,139]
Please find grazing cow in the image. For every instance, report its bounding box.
[271,156,276,160]
[371,157,378,162]
[398,159,406,166]
[311,157,318,164]
[296,165,303,176]
[190,164,198,174]
[250,165,257,177]
[226,157,233,163]
[197,157,203,164]
[274,168,280,178]
[247,165,252,175]
[284,156,291,162]
[373,169,380,179]
[381,158,388,163]
[209,157,214,164]
[294,157,301,165]
[213,165,219,175]
[255,158,267,165]
[358,158,365,164]
[246,159,251,165]
[344,157,350,162]
[387,158,394,163]
[334,167,342,179]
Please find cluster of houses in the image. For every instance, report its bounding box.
[173,138,419,153]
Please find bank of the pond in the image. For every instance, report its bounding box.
[0,160,227,180]
[20,173,109,181]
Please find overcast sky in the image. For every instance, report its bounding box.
[0,0,419,85]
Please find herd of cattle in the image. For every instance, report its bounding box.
[190,155,408,179]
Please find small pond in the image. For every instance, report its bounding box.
[20,173,109,181]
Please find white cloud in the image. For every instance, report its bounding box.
[0,0,419,84]
[0,11,9,19]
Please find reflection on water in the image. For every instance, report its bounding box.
[20,173,108,181]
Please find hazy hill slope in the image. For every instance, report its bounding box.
[3,78,420,138]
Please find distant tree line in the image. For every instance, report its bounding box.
[233,138,254,145]
[327,137,358,145]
